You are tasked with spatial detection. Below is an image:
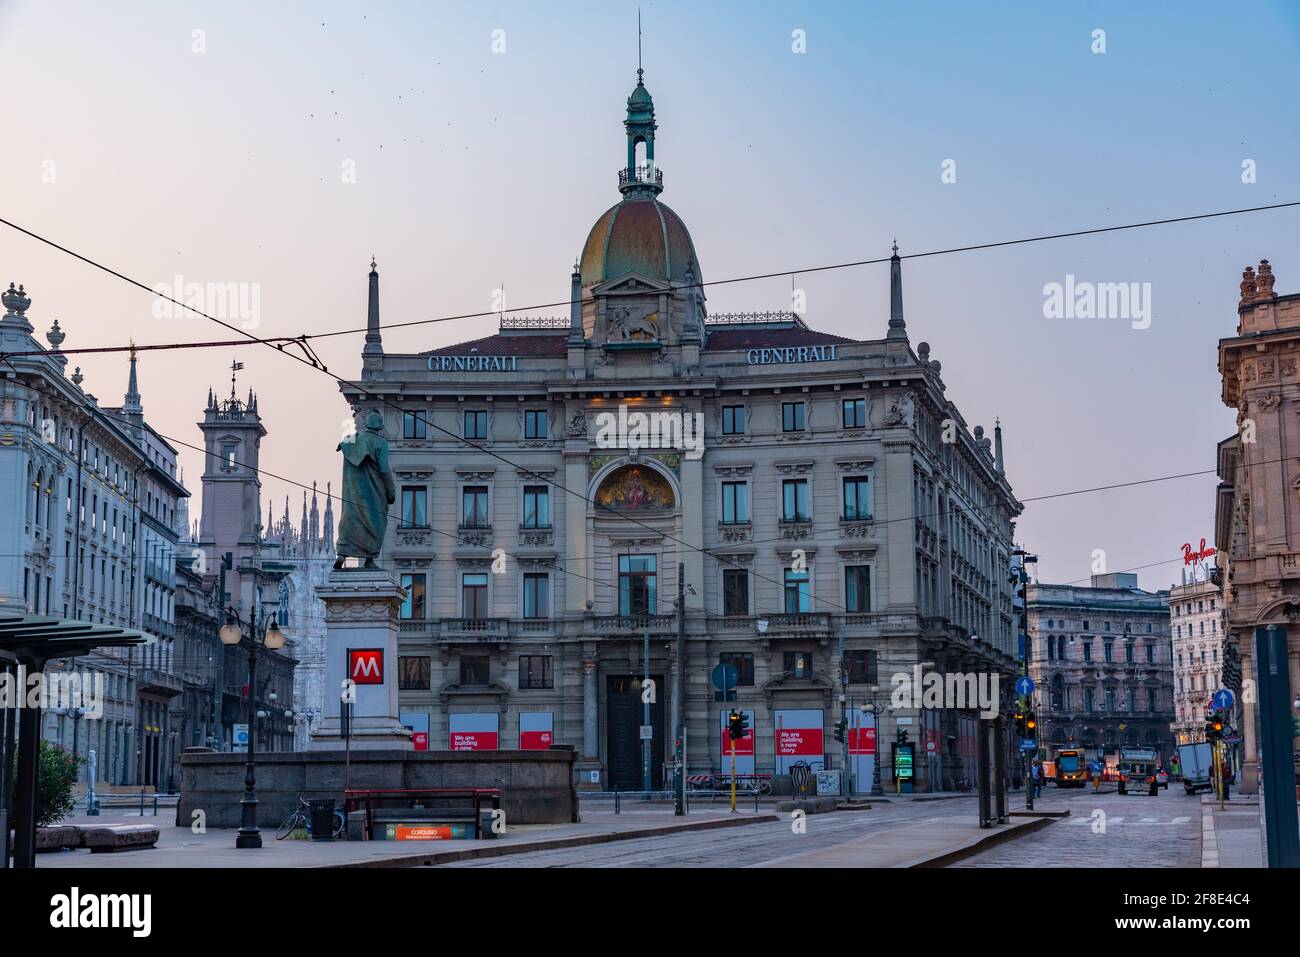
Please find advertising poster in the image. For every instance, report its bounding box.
[774,708,824,774]
[518,711,554,750]
[448,712,499,750]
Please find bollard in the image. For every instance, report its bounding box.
[614,790,621,815]
[139,789,146,816]
[153,793,159,816]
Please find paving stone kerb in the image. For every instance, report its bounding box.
[178,747,577,829]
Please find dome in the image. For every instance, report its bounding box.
[579,197,701,289]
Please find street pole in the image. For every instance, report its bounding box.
[235,608,261,849]
[729,733,737,813]
[868,700,884,797]
[642,630,651,798]
[674,565,685,816]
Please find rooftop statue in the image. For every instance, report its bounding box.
[334,410,396,569]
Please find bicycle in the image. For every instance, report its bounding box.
[276,795,346,840]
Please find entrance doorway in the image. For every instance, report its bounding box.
[606,675,664,790]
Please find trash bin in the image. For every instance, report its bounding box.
[309,799,336,842]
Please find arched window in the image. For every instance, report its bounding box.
[1050,673,1064,711]
[26,464,36,523]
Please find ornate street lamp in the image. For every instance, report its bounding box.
[220,610,285,849]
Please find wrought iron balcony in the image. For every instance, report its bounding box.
[618,165,663,190]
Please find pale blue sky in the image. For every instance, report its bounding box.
[2,0,1298,588]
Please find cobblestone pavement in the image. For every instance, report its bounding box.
[954,782,1202,868]
[443,797,991,868]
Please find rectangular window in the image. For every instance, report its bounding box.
[845,566,871,612]
[461,486,490,526]
[721,405,746,435]
[783,651,813,679]
[222,444,237,469]
[1084,688,1094,711]
[400,574,426,621]
[722,569,749,616]
[522,573,549,619]
[459,655,490,686]
[719,651,754,689]
[781,402,805,432]
[402,411,426,439]
[1083,641,1092,663]
[522,486,550,528]
[462,573,489,619]
[1103,639,1114,664]
[1125,641,1134,664]
[518,655,553,690]
[721,481,749,524]
[400,487,427,527]
[842,476,871,520]
[843,650,877,685]
[524,409,548,439]
[1147,687,1156,712]
[781,479,810,522]
[464,410,489,440]
[398,656,431,690]
[784,567,811,613]
[618,555,657,616]
[1146,642,1155,664]
[842,397,866,429]
[400,573,426,620]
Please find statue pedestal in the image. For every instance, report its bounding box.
[308,568,413,752]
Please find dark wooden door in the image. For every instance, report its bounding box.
[606,675,664,790]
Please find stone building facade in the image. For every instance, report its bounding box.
[1216,258,1300,793]
[1026,574,1175,761]
[336,71,1023,793]
[0,282,188,788]
[1167,575,1228,745]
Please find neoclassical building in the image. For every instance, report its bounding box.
[1167,574,1228,746]
[1216,258,1300,793]
[1026,574,1175,761]
[340,71,1023,792]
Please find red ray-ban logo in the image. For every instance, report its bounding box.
[349,649,384,684]
[1181,538,1216,566]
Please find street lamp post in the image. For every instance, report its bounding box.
[220,606,285,850]
[861,697,885,797]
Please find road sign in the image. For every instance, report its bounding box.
[233,723,249,753]
[639,725,653,740]
[1224,733,1243,745]
[1014,676,1034,697]
[925,739,936,753]
[1211,688,1235,711]
[1020,739,1036,751]
[711,662,739,691]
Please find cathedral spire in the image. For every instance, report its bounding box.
[123,344,143,416]
[888,240,907,341]
[323,482,335,555]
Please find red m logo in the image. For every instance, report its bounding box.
[349,649,384,685]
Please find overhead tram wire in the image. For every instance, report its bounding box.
[4,200,1295,614]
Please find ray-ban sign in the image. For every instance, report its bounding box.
[1181,538,1216,566]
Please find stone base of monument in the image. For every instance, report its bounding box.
[308,716,414,751]
[178,747,578,829]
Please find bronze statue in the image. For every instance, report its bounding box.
[335,410,396,569]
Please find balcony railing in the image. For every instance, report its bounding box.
[619,165,663,189]
[591,614,677,634]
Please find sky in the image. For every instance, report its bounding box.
[2,0,1299,591]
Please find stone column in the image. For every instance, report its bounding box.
[582,657,598,759]
[308,568,413,751]
[1238,634,1259,794]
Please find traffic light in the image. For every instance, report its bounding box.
[737,710,749,738]
[896,728,909,744]
[1013,710,1026,736]
[834,718,847,743]
[1025,712,1037,739]
[728,709,743,741]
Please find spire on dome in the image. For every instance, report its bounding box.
[621,21,661,198]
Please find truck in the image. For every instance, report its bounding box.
[1177,742,1214,795]
[1117,746,1159,796]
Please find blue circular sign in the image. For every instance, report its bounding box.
[1211,688,1234,711]
[1014,676,1034,697]
[712,663,739,691]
